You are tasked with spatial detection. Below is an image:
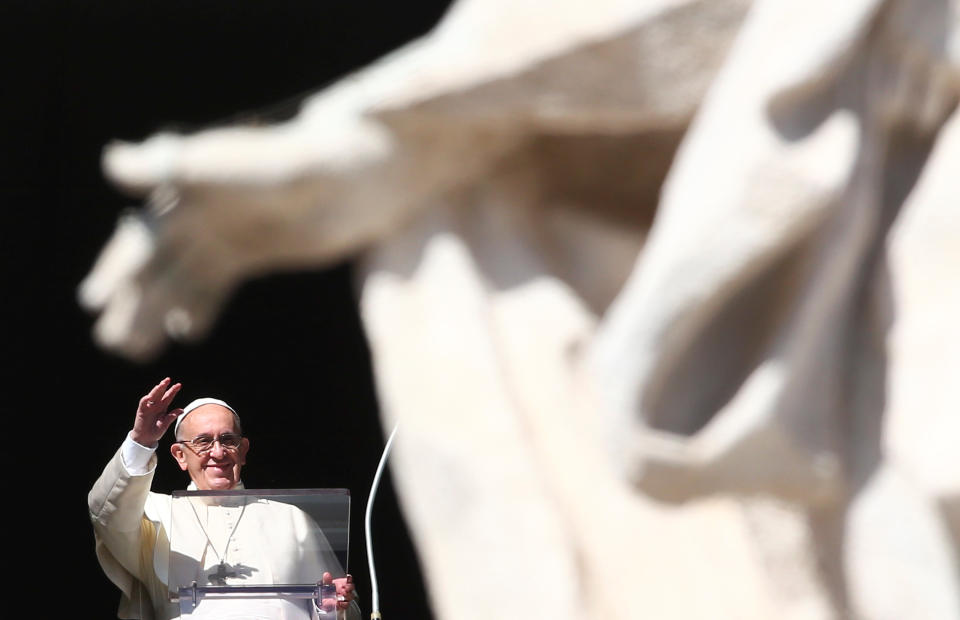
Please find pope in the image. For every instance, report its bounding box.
[89,377,359,620]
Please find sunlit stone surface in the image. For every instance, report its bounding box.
[81,1,960,618]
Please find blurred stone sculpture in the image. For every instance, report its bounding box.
[80,0,960,618]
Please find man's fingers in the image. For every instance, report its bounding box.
[320,575,354,611]
[139,379,182,426]
[139,393,159,412]
[161,381,182,406]
[333,576,355,601]
[326,594,350,611]
[163,408,184,429]
[145,377,171,404]
[318,572,338,613]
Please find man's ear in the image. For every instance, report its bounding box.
[238,437,250,466]
[170,442,189,471]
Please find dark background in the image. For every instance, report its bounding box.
[5,1,452,617]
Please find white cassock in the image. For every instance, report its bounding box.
[89,436,360,620]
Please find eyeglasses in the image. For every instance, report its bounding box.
[177,432,243,455]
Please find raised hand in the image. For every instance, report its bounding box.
[130,377,183,446]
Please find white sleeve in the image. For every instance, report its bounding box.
[121,432,158,475]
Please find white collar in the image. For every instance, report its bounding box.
[186,480,246,491]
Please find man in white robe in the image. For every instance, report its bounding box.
[88,377,360,620]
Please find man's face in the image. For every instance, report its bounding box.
[170,405,249,490]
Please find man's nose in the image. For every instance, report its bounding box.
[209,440,226,458]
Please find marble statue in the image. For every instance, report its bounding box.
[80,0,960,618]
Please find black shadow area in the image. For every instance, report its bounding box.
[3,2,451,618]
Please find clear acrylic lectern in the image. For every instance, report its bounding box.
[168,488,350,619]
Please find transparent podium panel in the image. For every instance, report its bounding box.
[168,488,349,619]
